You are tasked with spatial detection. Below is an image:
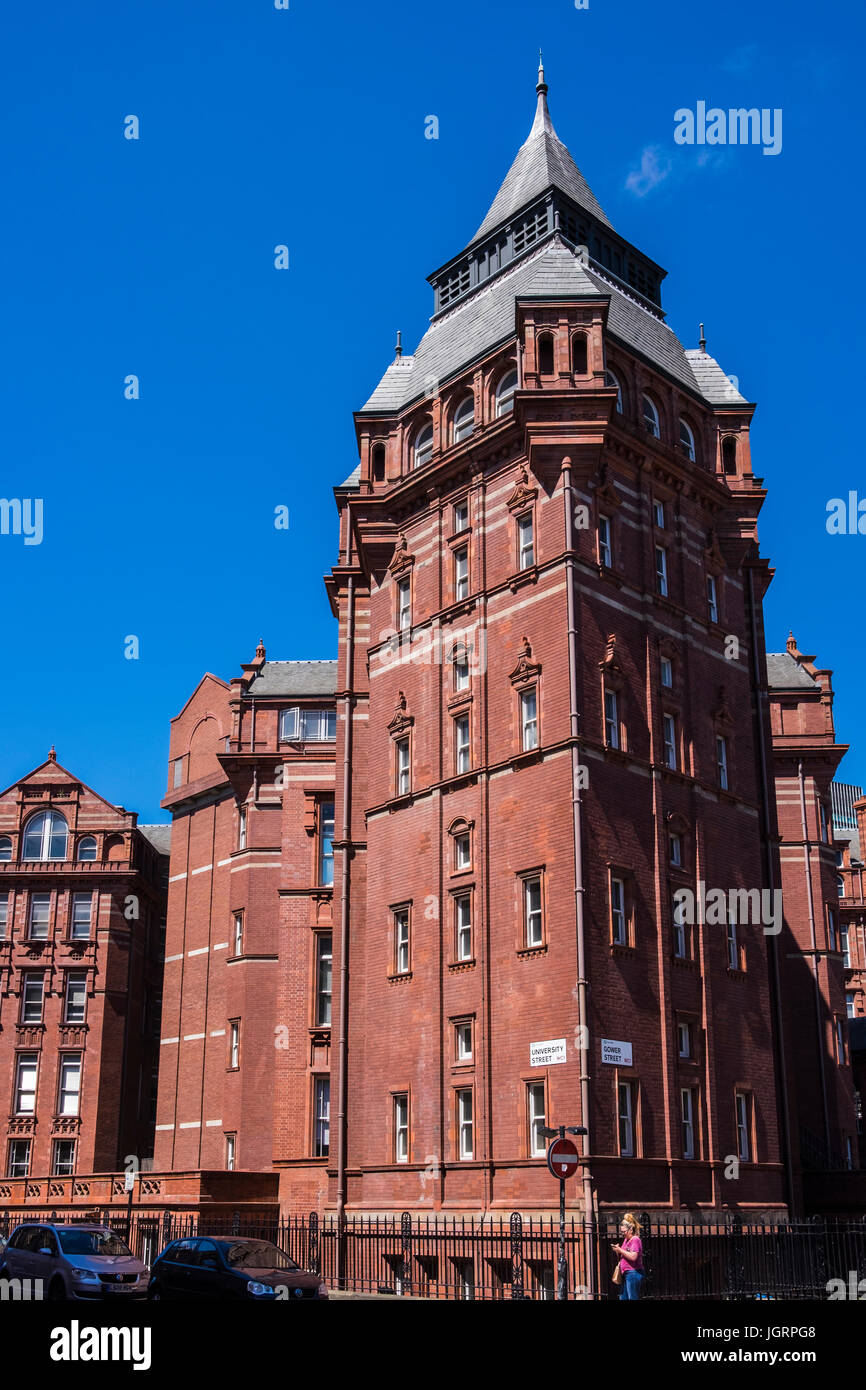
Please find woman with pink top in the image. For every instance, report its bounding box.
[611,1212,645,1300]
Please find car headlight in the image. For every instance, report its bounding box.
[73,1269,100,1283]
[246,1281,276,1297]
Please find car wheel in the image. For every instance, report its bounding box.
[147,1283,164,1301]
[48,1278,66,1301]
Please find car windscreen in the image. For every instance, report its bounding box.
[57,1230,134,1258]
[220,1241,299,1271]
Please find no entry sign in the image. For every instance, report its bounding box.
[547,1137,580,1179]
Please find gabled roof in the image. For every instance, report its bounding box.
[471,62,611,244]
[138,824,172,856]
[246,660,338,698]
[766,652,820,690]
[0,753,133,819]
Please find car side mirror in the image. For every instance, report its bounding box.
[39,1247,53,1256]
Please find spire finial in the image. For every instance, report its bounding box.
[395,330,402,361]
[255,638,266,661]
[699,322,707,353]
[48,745,56,763]
[537,49,547,95]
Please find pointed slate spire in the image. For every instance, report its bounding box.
[470,58,612,244]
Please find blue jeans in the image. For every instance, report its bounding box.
[619,1270,644,1300]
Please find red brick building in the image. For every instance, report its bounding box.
[835,787,866,1149]
[835,786,866,1023]
[323,65,799,1219]
[153,645,337,1212]
[767,637,859,1174]
[8,65,862,1228]
[0,750,168,1189]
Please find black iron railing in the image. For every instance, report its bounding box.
[1,1207,864,1301]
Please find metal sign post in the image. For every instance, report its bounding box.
[540,1124,587,1301]
[124,1168,135,1243]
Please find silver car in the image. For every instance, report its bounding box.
[0,1222,150,1300]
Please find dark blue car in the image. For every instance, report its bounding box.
[148,1236,328,1300]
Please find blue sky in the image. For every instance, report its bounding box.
[1,0,863,820]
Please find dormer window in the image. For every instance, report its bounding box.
[371,443,386,483]
[0,836,11,862]
[279,708,337,742]
[679,418,696,462]
[453,396,475,444]
[496,369,518,417]
[571,332,588,375]
[605,370,623,413]
[537,333,555,377]
[413,423,433,470]
[77,837,97,862]
[642,394,660,438]
[23,810,68,862]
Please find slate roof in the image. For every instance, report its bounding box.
[350,68,748,471]
[361,241,603,415]
[685,349,748,405]
[338,464,361,489]
[765,652,820,690]
[246,660,338,697]
[138,824,172,856]
[584,265,709,397]
[471,76,611,243]
[359,240,731,417]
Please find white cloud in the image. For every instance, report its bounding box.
[625,145,672,198]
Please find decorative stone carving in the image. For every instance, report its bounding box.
[509,636,542,687]
[506,467,538,515]
[388,534,416,578]
[388,691,414,737]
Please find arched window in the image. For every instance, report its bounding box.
[413,423,433,470]
[495,369,518,417]
[679,418,696,462]
[452,396,475,444]
[722,436,737,474]
[0,836,11,861]
[537,333,555,377]
[837,875,845,898]
[571,332,588,375]
[642,393,660,438]
[77,836,97,862]
[371,443,386,483]
[22,810,68,861]
[605,370,623,413]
